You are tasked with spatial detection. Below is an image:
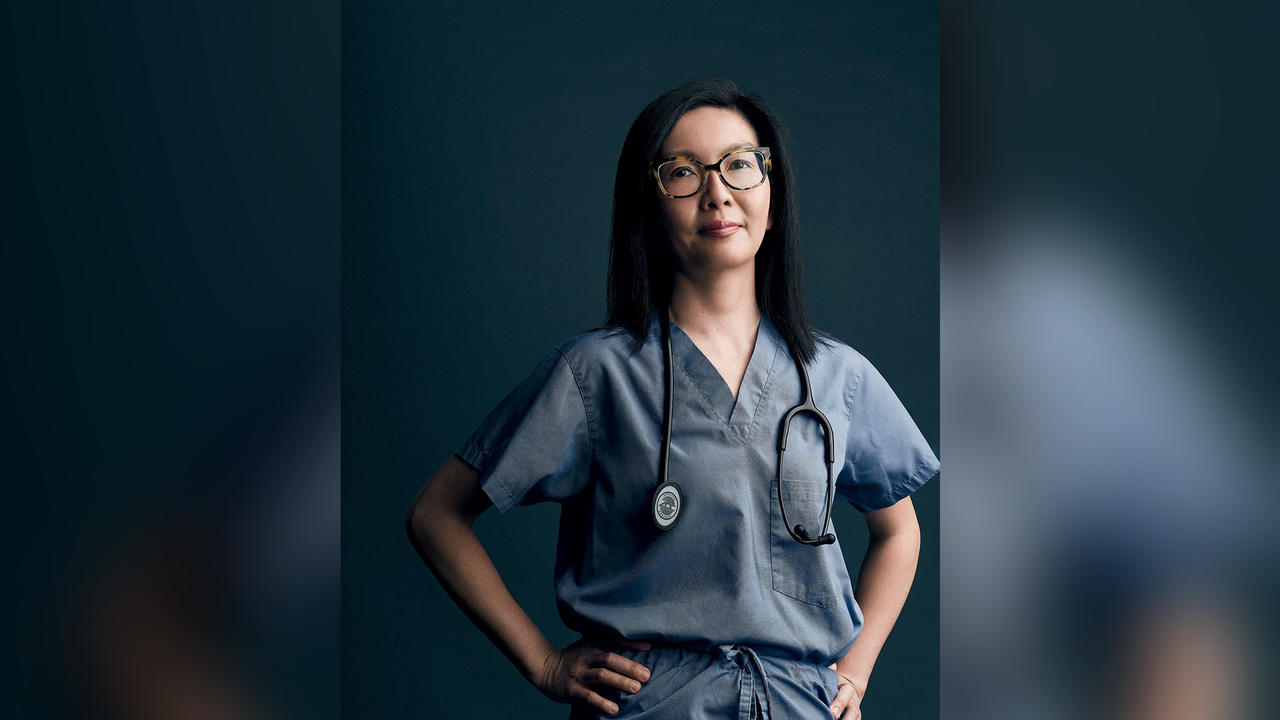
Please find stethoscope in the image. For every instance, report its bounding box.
[650,310,838,545]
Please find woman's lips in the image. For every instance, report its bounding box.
[698,224,740,237]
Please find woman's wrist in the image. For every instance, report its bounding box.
[835,671,863,701]
[833,662,868,700]
[519,639,559,684]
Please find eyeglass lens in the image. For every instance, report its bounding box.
[657,150,767,197]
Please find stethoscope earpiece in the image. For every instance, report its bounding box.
[793,525,837,546]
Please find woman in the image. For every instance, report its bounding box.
[407,78,940,719]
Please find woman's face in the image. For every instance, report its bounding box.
[654,106,773,277]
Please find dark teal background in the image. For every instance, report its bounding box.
[343,2,938,718]
[9,1,1277,718]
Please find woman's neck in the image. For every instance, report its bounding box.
[668,267,761,350]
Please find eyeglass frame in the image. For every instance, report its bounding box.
[649,146,773,199]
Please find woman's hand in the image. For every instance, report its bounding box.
[533,638,653,716]
[828,665,864,719]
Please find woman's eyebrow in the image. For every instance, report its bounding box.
[661,142,756,160]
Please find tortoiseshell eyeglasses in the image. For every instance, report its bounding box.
[650,146,772,199]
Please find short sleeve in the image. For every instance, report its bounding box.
[837,354,940,512]
[454,348,592,513]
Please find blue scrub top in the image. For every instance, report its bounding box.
[456,311,939,717]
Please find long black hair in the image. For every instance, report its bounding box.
[601,77,833,365]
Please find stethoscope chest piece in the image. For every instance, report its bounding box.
[653,308,836,546]
[651,480,683,530]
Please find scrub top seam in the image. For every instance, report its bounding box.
[839,352,867,512]
[734,337,781,446]
[675,355,729,425]
[892,455,941,501]
[843,350,865,425]
[555,347,596,473]
[845,441,940,514]
[670,320,754,425]
[456,442,518,513]
[727,317,772,429]
[910,454,941,482]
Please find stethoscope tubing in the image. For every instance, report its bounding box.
[776,354,837,545]
[655,309,836,545]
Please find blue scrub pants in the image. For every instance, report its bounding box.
[569,642,840,719]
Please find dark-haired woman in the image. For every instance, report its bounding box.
[407,78,939,719]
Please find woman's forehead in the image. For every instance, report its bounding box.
[660,107,759,160]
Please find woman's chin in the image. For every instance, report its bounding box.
[683,252,758,275]
[681,236,761,262]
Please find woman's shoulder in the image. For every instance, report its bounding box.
[810,328,871,371]
[552,323,650,371]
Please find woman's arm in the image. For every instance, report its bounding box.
[405,455,556,682]
[829,495,922,718]
[405,455,650,715]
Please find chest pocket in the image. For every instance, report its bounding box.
[768,420,840,608]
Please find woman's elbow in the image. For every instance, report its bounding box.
[406,472,449,552]
[406,494,435,556]
[406,456,490,548]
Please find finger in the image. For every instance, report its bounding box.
[575,685,619,716]
[829,682,856,719]
[569,645,612,676]
[599,651,652,684]
[588,666,645,694]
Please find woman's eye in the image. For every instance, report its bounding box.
[670,167,695,178]
[728,159,752,170]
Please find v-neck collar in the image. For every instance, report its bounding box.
[652,309,783,430]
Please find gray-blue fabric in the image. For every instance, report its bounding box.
[456,311,940,718]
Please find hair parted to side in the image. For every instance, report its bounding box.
[599,76,834,366]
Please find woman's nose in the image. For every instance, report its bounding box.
[701,170,734,206]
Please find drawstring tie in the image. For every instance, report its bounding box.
[719,643,773,720]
